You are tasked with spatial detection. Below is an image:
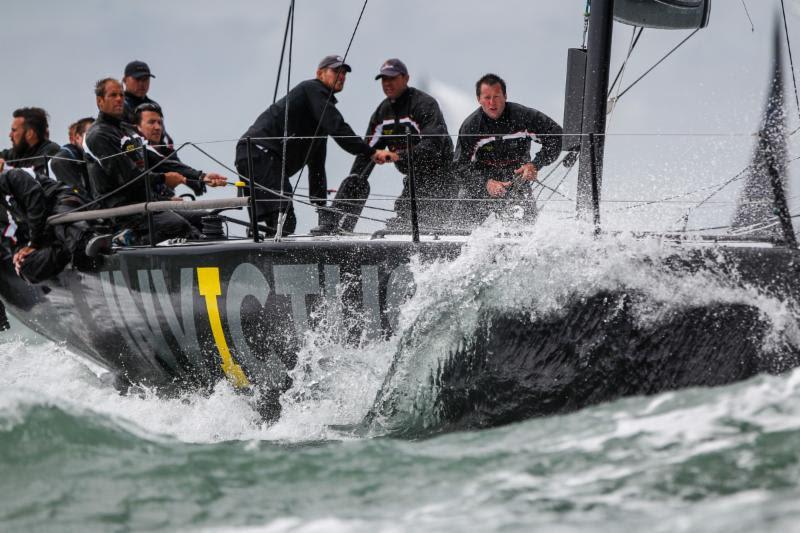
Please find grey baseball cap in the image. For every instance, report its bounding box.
[375,58,408,79]
[317,54,352,72]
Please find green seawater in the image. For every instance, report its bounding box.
[2,318,800,533]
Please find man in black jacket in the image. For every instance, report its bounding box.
[453,73,563,225]
[49,117,94,200]
[85,78,225,244]
[121,60,175,145]
[134,102,227,230]
[0,107,60,174]
[1,167,97,283]
[235,54,394,237]
[317,58,454,233]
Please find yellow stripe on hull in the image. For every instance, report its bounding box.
[197,267,251,388]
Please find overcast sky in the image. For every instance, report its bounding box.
[2,1,800,233]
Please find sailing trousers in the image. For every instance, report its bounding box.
[18,195,95,284]
[235,148,296,237]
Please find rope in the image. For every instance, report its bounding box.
[280,0,370,232]
[615,28,701,103]
[609,26,643,98]
[272,0,294,104]
[189,142,395,216]
[607,26,643,122]
[48,141,194,222]
[780,0,800,131]
[276,0,295,238]
[740,0,754,32]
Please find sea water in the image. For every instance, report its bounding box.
[2,220,800,532]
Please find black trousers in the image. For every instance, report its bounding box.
[18,195,93,284]
[126,211,198,244]
[235,148,296,237]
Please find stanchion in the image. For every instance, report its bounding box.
[246,137,260,243]
[405,133,420,243]
[142,146,156,246]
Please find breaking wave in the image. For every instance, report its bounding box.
[362,217,800,434]
[1,217,799,444]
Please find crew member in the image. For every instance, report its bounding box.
[49,117,94,199]
[134,102,227,230]
[235,54,395,237]
[0,107,60,174]
[121,60,174,145]
[84,78,224,244]
[453,73,563,224]
[318,58,454,233]
[1,167,98,283]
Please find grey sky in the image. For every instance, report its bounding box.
[2,1,799,232]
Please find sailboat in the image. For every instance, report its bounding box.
[1,0,798,427]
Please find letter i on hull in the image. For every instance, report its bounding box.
[197,267,251,388]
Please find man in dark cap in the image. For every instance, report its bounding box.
[235,54,395,237]
[121,60,174,145]
[316,58,455,234]
[0,107,60,174]
[85,78,225,245]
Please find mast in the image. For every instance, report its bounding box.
[576,0,615,223]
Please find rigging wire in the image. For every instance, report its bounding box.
[614,28,701,103]
[779,0,800,136]
[607,26,643,121]
[278,0,371,237]
[272,0,294,104]
[740,0,755,32]
[276,0,295,237]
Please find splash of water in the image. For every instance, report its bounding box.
[365,217,800,433]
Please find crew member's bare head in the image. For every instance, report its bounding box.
[476,73,507,120]
[134,103,164,145]
[95,78,125,119]
[9,107,49,152]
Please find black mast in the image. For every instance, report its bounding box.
[576,0,615,223]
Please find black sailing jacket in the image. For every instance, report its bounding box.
[0,168,70,248]
[84,112,203,210]
[49,143,91,200]
[149,141,206,198]
[0,140,61,175]
[236,79,375,202]
[350,86,453,197]
[123,91,175,146]
[453,102,562,199]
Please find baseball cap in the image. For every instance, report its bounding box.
[124,60,155,79]
[317,55,352,72]
[375,58,408,80]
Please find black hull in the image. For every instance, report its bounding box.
[367,245,800,434]
[1,237,799,430]
[0,237,461,391]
